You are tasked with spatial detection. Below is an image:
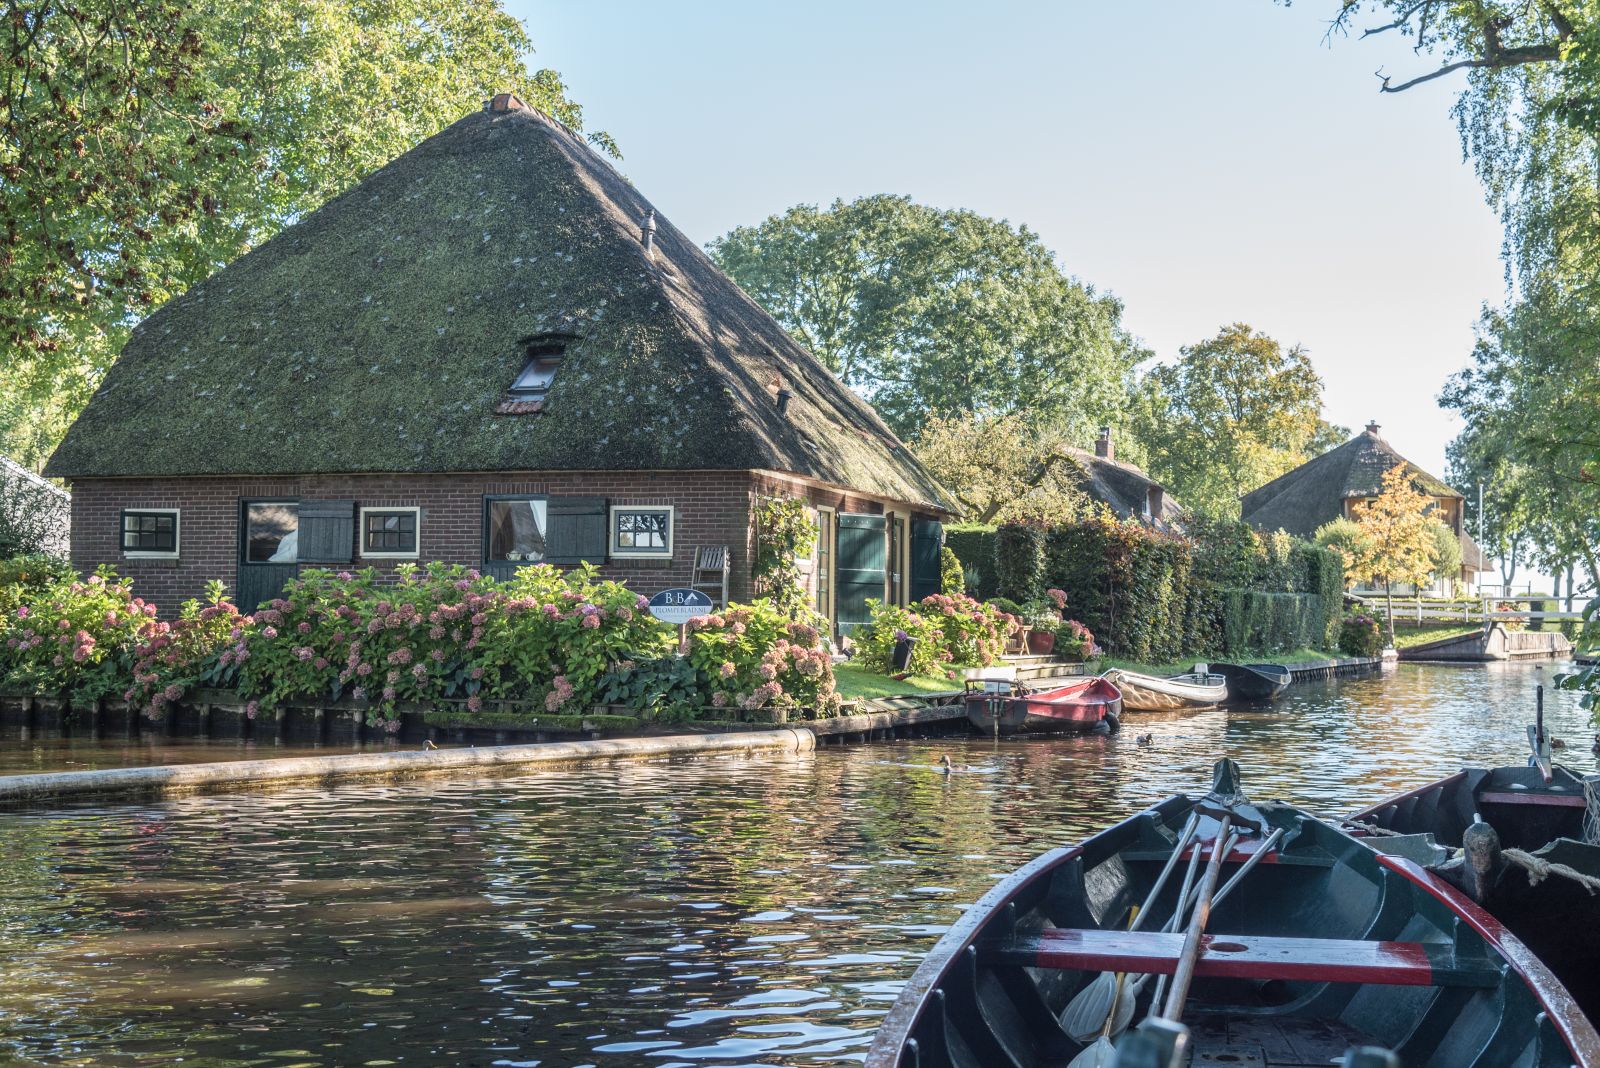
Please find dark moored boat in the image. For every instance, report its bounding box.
[966,677,1123,736]
[1346,752,1600,1024]
[1211,662,1292,702]
[866,760,1600,1068]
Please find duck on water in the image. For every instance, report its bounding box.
[865,759,1600,1067]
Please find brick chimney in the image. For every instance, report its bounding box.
[1366,420,1381,436]
[1095,426,1114,461]
[486,93,526,113]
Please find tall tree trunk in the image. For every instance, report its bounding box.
[1567,562,1577,613]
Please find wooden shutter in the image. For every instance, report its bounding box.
[835,513,887,633]
[910,519,943,602]
[546,496,608,565]
[297,500,355,564]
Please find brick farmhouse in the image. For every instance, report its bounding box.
[46,95,952,634]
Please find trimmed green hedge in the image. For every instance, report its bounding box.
[993,514,1344,661]
[945,526,999,600]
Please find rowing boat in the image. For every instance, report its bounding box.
[1347,760,1600,1025]
[1210,661,1292,702]
[965,677,1123,735]
[865,760,1600,1067]
[1100,668,1227,712]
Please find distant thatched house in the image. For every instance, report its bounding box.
[1240,422,1489,594]
[1067,428,1182,528]
[0,454,70,559]
[45,94,951,633]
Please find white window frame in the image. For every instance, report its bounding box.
[359,506,422,560]
[609,504,674,560]
[121,507,181,560]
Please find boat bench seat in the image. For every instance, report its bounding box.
[987,928,1501,988]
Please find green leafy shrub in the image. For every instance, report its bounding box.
[1,567,151,705]
[685,600,838,717]
[753,496,813,616]
[1046,618,1100,660]
[987,596,1024,617]
[854,600,947,677]
[1339,610,1384,657]
[596,655,703,720]
[940,545,965,595]
[0,555,75,633]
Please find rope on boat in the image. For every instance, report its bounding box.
[1502,848,1600,895]
[1584,775,1600,847]
[1338,818,1411,838]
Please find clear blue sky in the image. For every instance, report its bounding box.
[509,1,1505,479]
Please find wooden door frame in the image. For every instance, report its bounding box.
[814,505,836,631]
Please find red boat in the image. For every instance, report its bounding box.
[965,676,1123,735]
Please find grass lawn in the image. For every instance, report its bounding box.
[1390,624,1483,650]
[1094,648,1347,677]
[833,662,963,701]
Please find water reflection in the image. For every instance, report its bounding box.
[0,662,1591,1066]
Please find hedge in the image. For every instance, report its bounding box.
[945,526,999,600]
[993,514,1345,662]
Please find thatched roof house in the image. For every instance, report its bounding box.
[1241,422,1490,588]
[46,94,952,630]
[1067,429,1181,528]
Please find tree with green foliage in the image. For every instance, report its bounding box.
[1,0,608,469]
[1441,296,1600,596]
[707,194,1145,439]
[1430,521,1464,590]
[911,411,1091,525]
[1314,517,1376,589]
[1352,465,1444,643]
[1131,323,1346,517]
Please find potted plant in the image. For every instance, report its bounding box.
[1024,603,1057,655]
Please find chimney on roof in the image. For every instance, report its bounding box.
[1095,426,1114,461]
[641,210,656,261]
[1366,421,1381,436]
[486,93,526,113]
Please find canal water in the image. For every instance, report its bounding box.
[0,662,1591,1067]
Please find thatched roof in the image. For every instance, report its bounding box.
[1066,447,1182,528]
[46,97,951,511]
[1240,423,1460,538]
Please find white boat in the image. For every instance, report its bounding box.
[1101,667,1227,711]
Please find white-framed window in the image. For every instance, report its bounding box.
[609,505,674,559]
[359,506,421,559]
[121,508,180,559]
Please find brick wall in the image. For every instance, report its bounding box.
[66,469,936,614]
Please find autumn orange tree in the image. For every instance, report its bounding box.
[1351,464,1441,645]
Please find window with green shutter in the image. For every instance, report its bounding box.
[297,500,356,564]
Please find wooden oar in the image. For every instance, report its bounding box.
[1161,815,1234,1021]
[1060,814,1200,1042]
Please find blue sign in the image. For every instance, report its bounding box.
[647,588,713,625]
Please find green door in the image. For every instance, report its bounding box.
[910,519,943,602]
[836,513,887,633]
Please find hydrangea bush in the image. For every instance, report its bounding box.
[2,564,845,723]
[127,580,253,719]
[1,567,152,704]
[916,592,1009,666]
[685,600,839,718]
[853,600,948,677]
[1339,610,1384,658]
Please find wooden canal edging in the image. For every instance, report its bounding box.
[1283,656,1384,681]
[1398,623,1574,663]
